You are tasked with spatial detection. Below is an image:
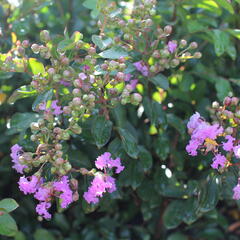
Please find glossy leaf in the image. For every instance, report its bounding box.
[0,198,19,213]
[91,115,113,148]
[118,128,139,159]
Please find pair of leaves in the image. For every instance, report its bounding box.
[0,198,18,237]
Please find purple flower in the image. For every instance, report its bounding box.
[130,79,138,90]
[39,100,63,116]
[79,73,87,80]
[18,176,41,195]
[222,135,235,152]
[133,61,149,76]
[34,186,52,202]
[36,202,51,219]
[10,144,27,174]
[187,112,202,131]
[83,174,117,204]
[234,145,240,158]
[95,152,125,174]
[51,100,63,115]
[186,113,223,156]
[53,176,73,208]
[83,65,90,71]
[211,154,227,169]
[124,74,132,82]
[167,41,177,53]
[233,183,240,200]
[59,80,71,86]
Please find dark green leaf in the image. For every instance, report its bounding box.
[7,112,39,135]
[99,46,129,59]
[118,128,139,159]
[163,200,185,229]
[34,229,55,240]
[150,74,169,90]
[91,115,113,148]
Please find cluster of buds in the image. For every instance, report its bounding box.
[186,96,240,200]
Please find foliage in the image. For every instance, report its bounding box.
[0,0,240,239]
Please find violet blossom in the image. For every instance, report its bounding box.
[10,144,27,174]
[233,183,240,200]
[222,135,235,152]
[133,61,149,76]
[18,176,41,195]
[36,202,52,219]
[167,41,177,53]
[211,154,227,169]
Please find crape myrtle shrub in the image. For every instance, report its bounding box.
[0,0,240,239]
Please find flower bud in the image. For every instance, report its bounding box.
[190,42,198,49]
[47,68,55,75]
[61,57,69,65]
[22,40,30,48]
[223,96,231,106]
[164,25,172,35]
[72,97,82,106]
[131,93,142,105]
[212,101,219,109]
[153,50,160,58]
[63,162,72,171]
[55,144,62,150]
[63,106,71,114]
[231,97,239,106]
[31,44,40,54]
[193,52,202,59]
[179,39,187,48]
[40,30,51,42]
[56,158,64,165]
[225,127,233,135]
[31,122,39,131]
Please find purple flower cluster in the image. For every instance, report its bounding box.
[18,174,73,219]
[10,144,27,174]
[133,61,149,77]
[39,100,63,115]
[84,152,124,204]
[186,111,240,200]
[186,112,223,157]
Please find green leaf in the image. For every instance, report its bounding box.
[150,74,169,90]
[167,114,185,137]
[32,89,53,111]
[57,39,75,52]
[34,229,55,240]
[8,85,37,104]
[99,46,129,59]
[0,199,18,213]
[7,112,39,135]
[138,146,153,172]
[163,200,185,229]
[154,134,170,160]
[226,43,236,60]
[27,58,45,75]
[119,158,144,189]
[167,233,188,240]
[92,35,112,50]
[83,0,99,18]
[215,77,231,101]
[15,231,26,240]
[91,115,113,148]
[198,175,219,213]
[212,30,229,56]
[227,29,240,39]
[0,213,18,237]
[214,0,234,14]
[118,128,139,159]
